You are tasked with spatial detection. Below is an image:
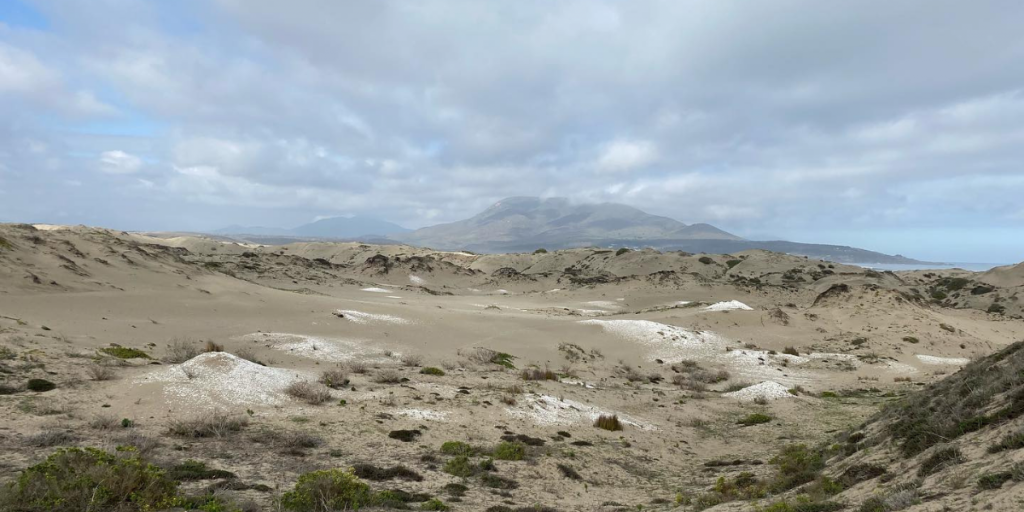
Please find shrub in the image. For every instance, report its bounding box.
[977,471,1012,490]
[443,455,476,477]
[594,414,623,431]
[480,473,519,489]
[726,259,742,269]
[902,336,919,344]
[557,463,582,480]
[533,248,548,254]
[285,381,333,405]
[421,498,449,511]
[26,379,56,392]
[168,460,236,481]
[917,445,963,477]
[440,441,474,456]
[318,368,349,389]
[698,256,714,264]
[99,346,150,359]
[372,369,403,384]
[0,447,178,511]
[782,346,800,356]
[420,367,445,376]
[86,364,116,381]
[164,338,202,363]
[347,361,369,374]
[204,341,224,352]
[494,441,526,461]
[988,303,1006,315]
[737,413,772,427]
[400,353,423,367]
[769,444,826,492]
[521,367,558,381]
[24,429,78,447]
[168,412,248,438]
[989,429,1024,453]
[351,463,423,482]
[388,429,421,442]
[616,248,631,256]
[280,469,372,511]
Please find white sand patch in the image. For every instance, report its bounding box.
[386,296,402,299]
[397,409,449,421]
[561,378,597,389]
[583,300,620,309]
[704,300,753,312]
[505,394,656,431]
[409,275,426,285]
[724,381,794,402]
[32,224,71,231]
[335,309,411,325]
[883,361,919,374]
[495,289,511,295]
[916,354,970,366]
[579,319,727,361]
[545,289,562,293]
[675,301,692,306]
[616,298,625,301]
[580,319,814,385]
[468,288,481,292]
[361,287,391,293]
[575,309,609,316]
[133,352,308,407]
[240,332,393,362]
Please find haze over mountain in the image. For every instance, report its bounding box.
[215,216,409,239]
[391,197,930,264]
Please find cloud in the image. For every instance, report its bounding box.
[98,150,143,174]
[0,1,1022,261]
[596,139,658,173]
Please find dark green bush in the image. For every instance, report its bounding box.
[493,441,526,461]
[615,248,631,256]
[698,256,714,265]
[420,367,445,376]
[168,460,236,481]
[421,498,449,511]
[726,259,742,269]
[99,347,151,359]
[26,379,56,392]
[443,456,476,478]
[439,441,474,456]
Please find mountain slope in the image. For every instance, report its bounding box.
[395,196,741,249]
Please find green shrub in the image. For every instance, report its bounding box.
[988,303,1006,315]
[420,367,445,376]
[977,471,1012,490]
[698,256,714,265]
[0,236,12,250]
[930,290,947,300]
[421,498,449,511]
[737,413,772,426]
[443,455,476,478]
[726,259,742,269]
[99,347,151,359]
[594,414,623,431]
[902,336,919,344]
[533,248,548,254]
[769,444,826,492]
[440,441,474,456]
[490,352,516,369]
[917,445,963,477]
[493,441,526,461]
[615,248,631,256]
[26,379,56,392]
[988,430,1024,453]
[0,447,179,511]
[480,473,519,489]
[280,469,372,511]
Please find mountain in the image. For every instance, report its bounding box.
[214,216,409,239]
[395,196,740,249]
[394,196,933,264]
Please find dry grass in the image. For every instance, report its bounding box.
[204,340,224,352]
[285,381,333,405]
[163,337,203,363]
[347,361,369,374]
[372,369,403,384]
[86,364,116,381]
[521,367,558,381]
[89,414,120,430]
[594,414,623,431]
[400,353,423,367]
[25,428,79,447]
[318,368,349,389]
[168,411,249,438]
[232,346,259,363]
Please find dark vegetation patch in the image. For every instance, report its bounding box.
[25,379,56,392]
[168,459,236,481]
[99,346,151,359]
[388,429,422,442]
[351,463,423,482]
[594,414,623,431]
[500,433,546,446]
[737,413,772,427]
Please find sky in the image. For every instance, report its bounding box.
[1,1,1023,263]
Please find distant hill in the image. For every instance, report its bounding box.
[392,197,932,264]
[214,216,409,239]
[394,196,740,249]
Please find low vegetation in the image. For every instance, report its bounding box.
[594,414,623,431]
[285,381,333,404]
[99,346,150,359]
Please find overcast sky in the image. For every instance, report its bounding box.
[1,1,1023,262]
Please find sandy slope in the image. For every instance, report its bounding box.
[1,223,1022,511]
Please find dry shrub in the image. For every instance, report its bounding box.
[204,340,224,353]
[121,431,160,455]
[285,381,333,405]
[347,361,369,374]
[168,411,248,438]
[25,428,79,447]
[86,364,116,381]
[594,414,623,431]
[521,367,558,381]
[232,346,259,363]
[372,369,403,384]
[400,353,423,367]
[89,414,120,430]
[318,368,349,389]
[164,337,202,363]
